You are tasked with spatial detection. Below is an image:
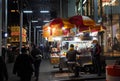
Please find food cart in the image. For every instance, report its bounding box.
[42,16,105,72]
[50,36,94,71]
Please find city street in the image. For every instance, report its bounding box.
[7,59,105,81]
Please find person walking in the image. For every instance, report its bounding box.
[66,44,81,77]
[13,47,34,81]
[2,46,7,61]
[31,44,42,81]
[91,40,102,76]
[0,56,8,81]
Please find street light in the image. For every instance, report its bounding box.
[23,10,33,13]
[40,10,49,13]
[43,20,49,23]
[32,20,38,23]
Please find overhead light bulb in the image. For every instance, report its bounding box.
[31,20,38,23]
[43,20,49,23]
[23,10,33,13]
[40,10,49,13]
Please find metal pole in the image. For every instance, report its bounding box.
[34,27,36,45]
[80,0,83,15]
[60,0,62,17]
[29,21,31,47]
[119,0,120,33]
[37,30,39,46]
[100,0,104,55]
[19,12,23,54]
[110,4,113,55]
[0,0,2,56]
[19,0,23,54]
[94,0,98,23]
[5,0,7,49]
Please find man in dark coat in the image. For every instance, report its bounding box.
[13,48,34,81]
[31,44,42,81]
[0,56,8,81]
[2,46,6,61]
[91,40,101,76]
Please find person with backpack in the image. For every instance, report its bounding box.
[66,44,81,77]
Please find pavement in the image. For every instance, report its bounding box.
[6,59,106,81]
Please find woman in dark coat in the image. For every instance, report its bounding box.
[13,48,34,81]
[0,56,8,81]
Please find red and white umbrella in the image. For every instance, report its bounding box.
[69,15,95,27]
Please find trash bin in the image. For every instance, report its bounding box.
[106,65,120,81]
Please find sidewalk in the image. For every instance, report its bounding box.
[51,69,105,81]
[7,59,105,81]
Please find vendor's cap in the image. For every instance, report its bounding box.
[70,44,74,47]
[92,40,98,43]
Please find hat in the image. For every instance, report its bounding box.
[92,40,98,44]
[70,44,74,47]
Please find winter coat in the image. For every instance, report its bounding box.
[0,56,8,81]
[31,48,42,61]
[66,47,80,62]
[13,54,34,77]
[91,44,101,57]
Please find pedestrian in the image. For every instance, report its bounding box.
[7,46,13,63]
[66,44,81,77]
[2,46,7,61]
[0,56,8,81]
[44,45,50,59]
[31,44,42,81]
[13,47,34,81]
[91,40,101,76]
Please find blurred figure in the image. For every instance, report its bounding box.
[44,45,50,59]
[91,40,101,76]
[0,56,8,81]
[13,47,34,81]
[66,44,81,77]
[7,46,14,63]
[2,46,7,61]
[31,44,42,81]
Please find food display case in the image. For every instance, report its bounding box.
[50,48,60,64]
[50,36,93,71]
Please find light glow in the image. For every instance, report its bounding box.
[62,27,65,30]
[92,37,98,40]
[74,37,81,41]
[40,10,49,13]
[31,20,38,23]
[43,20,49,23]
[53,37,62,41]
[23,10,33,13]
[36,26,41,28]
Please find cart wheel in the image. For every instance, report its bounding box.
[84,66,90,73]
